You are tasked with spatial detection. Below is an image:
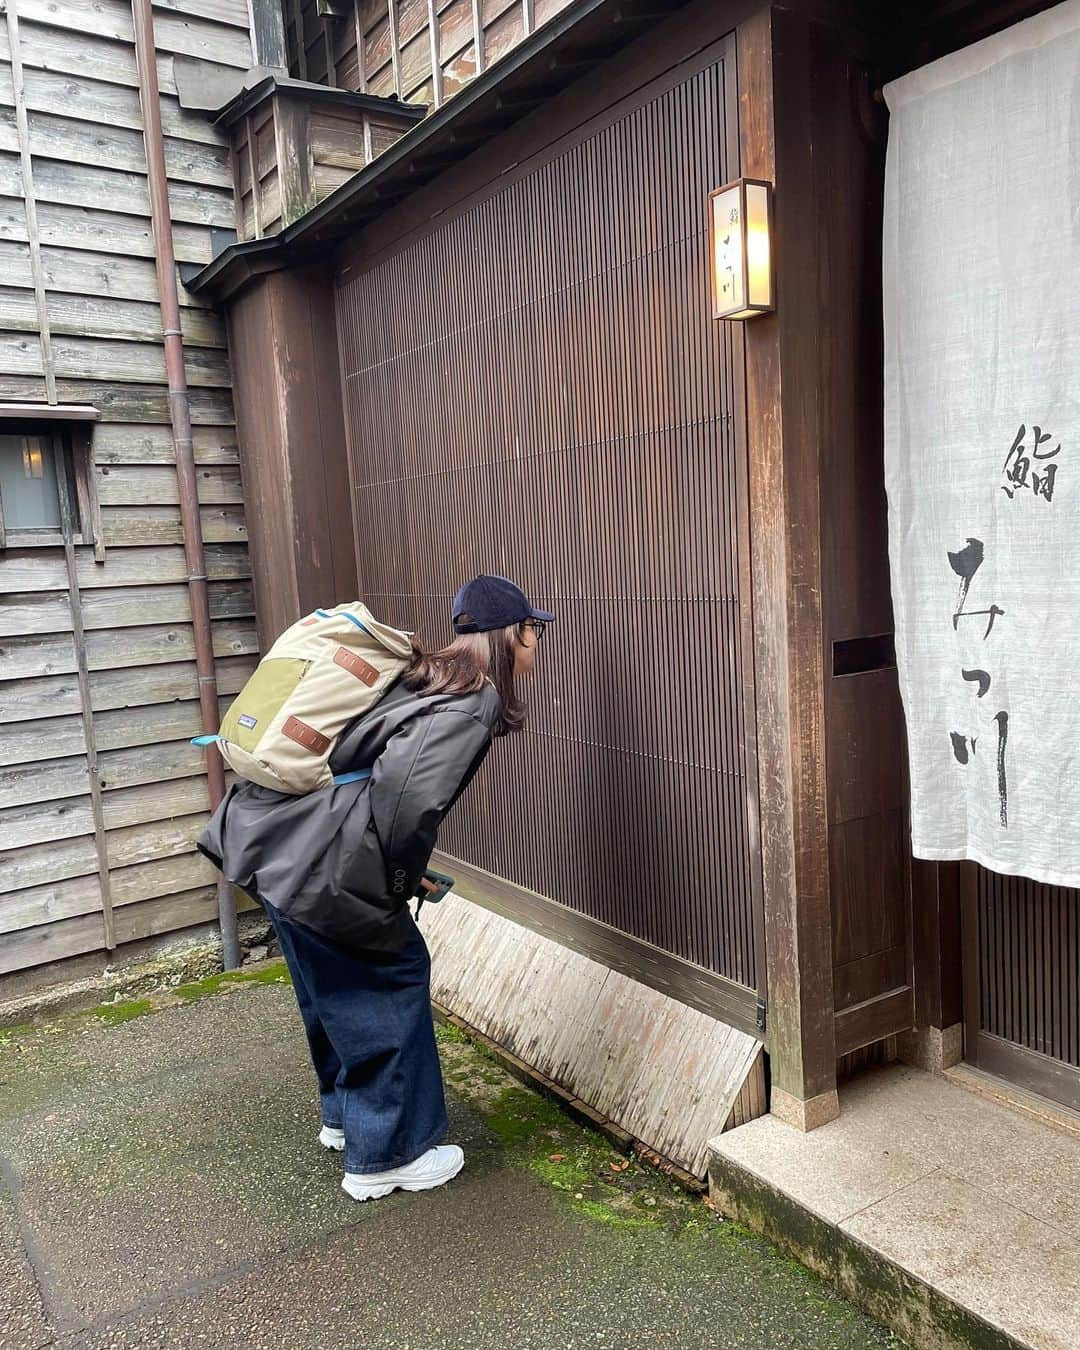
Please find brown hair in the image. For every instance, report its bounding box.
[402,624,526,734]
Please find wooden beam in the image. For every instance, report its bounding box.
[471,0,483,76]
[522,0,534,38]
[387,0,402,99]
[6,0,56,404]
[246,113,264,240]
[354,0,369,93]
[738,7,838,1130]
[324,18,337,86]
[427,0,443,108]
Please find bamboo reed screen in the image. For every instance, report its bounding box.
[337,58,761,987]
[977,870,1079,1073]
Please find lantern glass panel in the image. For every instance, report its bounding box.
[711,184,745,317]
[745,181,772,310]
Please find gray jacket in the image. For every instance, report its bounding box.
[198,679,501,954]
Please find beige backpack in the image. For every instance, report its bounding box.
[194,603,412,795]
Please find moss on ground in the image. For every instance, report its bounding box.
[173,964,290,1002]
[90,999,154,1026]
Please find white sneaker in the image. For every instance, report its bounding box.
[341,1145,464,1202]
[319,1125,345,1151]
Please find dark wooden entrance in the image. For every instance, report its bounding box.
[334,32,765,1027]
[963,867,1080,1112]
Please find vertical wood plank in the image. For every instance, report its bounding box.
[738,6,838,1123]
[471,0,484,75]
[247,0,288,68]
[6,0,56,403]
[291,0,308,78]
[56,445,114,950]
[324,19,337,86]
[354,0,369,92]
[246,112,264,240]
[387,0,402,100]
[427,0,443,108]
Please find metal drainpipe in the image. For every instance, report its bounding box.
[131,0,241,970]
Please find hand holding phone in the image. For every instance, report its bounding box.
[414,869,454,905]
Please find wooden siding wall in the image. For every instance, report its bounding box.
[0,0,260,976]
[338,42,762,989]
[287,0,576,108]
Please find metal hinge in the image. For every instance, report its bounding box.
[755,997,767,1033]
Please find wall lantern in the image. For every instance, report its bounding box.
[708,178,774,320]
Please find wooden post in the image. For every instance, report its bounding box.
[471,0,484,76]
[738,6,838,1130]
[427,0,444,108]
[56,442,117,953]
[354,0,369,93]
[387,0,402,99]
[6,0,56,404]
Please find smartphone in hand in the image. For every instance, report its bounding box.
[414,869,455,905]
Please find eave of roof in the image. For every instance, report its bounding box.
[184,0,688,303]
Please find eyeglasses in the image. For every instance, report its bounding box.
[522,620,547,642]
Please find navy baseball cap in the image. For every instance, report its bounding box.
[452,575,555,634]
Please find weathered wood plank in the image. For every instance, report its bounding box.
[0,287,226,348]
[24,111,232,189]
[46,381,235,424]
[0,795,93,852]
[0,631,77,682]
[92,423,238,463]
[85,619,258,673]
[19,68,226,146]
[111,851,216,907]
[0,672,81,723]
[0,591,71,638]
[45,336,231,389]
[0,873,101,935]
[0,329,44,377]
[0,197,217,266]
[26,158,236,230]
[106,811,208,871]
[111,886,256,946]
[0,544,250,593]
[101,775,211,831]
[15,0,253,66]
[0,755,90,810]
[0,657,254,725]
[0,910,104,976]
[0,239,32,290]
[153,0,252,30]
[0,610,252,677]
[98,738,204,793]
[96,464,241,505]
[0,374,47,401]
[102,504,248,547]
[1,696,234,767]
[15,22,177,96]
[0,832,98,893]
[0,243,202,308]
[0,712,85,766]
[80,581,254,630]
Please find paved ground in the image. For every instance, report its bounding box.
[0,966,900,1350]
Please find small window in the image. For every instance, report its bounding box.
[0,412,100,553]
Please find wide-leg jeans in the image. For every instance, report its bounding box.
[265,905,448,1175]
